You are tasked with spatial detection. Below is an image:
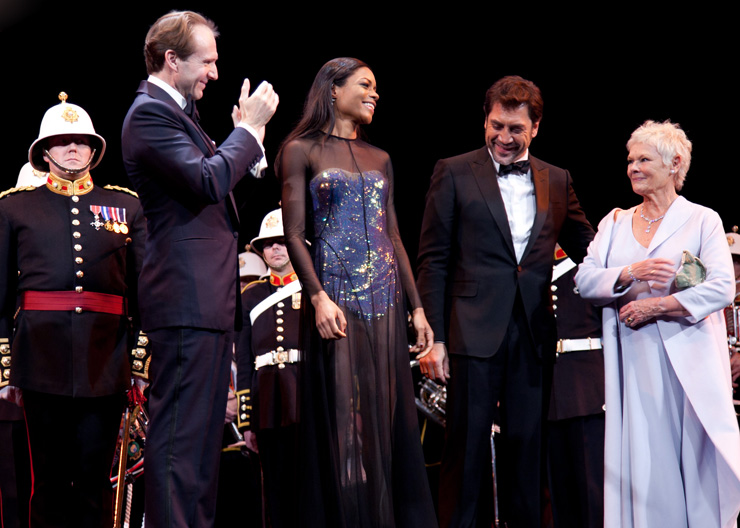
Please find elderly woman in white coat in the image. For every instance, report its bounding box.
[575,120,740,528]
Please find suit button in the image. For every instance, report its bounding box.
[517,265,522,272]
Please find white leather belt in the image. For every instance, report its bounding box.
[556,337,602,354]
[254,349,301,370]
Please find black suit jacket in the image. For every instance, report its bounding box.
[416,147,594,360]
[121,81,264,332]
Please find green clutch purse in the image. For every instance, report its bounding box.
[674,250,706,290]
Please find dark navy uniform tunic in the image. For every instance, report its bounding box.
[0,174,148,395]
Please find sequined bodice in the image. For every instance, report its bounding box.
[309,168,396,318]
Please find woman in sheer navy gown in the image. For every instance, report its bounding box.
[277,57,438,528]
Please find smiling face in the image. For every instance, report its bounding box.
[626,142,678,197]
[332,67,378,128]
[43,134,94,179]
[484,102,540,166]
[172,24,218,100]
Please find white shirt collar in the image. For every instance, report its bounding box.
[147,75,187,109]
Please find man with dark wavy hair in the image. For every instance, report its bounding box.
[417,75,594,528]
[121,10,278,528]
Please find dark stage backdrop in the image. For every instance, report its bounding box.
[1,1,735,267]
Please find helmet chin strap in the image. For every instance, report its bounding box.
[44,148,96,175]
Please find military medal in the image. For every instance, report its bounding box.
[89,205,105,230]
[99,206,128,234]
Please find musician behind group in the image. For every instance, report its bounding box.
[727,227,740,385]
[234,208,301,528]
[0,93,149,528]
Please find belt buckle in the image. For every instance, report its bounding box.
[273,350,288,369]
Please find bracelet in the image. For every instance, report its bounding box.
[628,264,641,282]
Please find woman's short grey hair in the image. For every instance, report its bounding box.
[627,119,692,191]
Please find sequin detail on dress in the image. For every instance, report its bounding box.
[309,168,396,319]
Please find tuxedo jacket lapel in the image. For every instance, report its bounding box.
[470,148,516,260]
[521,157,550,261]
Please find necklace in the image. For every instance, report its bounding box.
[640,204,664,233]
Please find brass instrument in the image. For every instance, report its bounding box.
[111,401,148,528]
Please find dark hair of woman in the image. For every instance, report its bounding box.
[275,57,369,172]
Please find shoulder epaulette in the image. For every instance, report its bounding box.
[0,186,37,200]
[104,184,139,198]
[241,278,267,294]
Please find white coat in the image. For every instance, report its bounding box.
[575,196,740,528]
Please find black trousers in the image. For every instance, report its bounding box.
[546,413,605,528]
[256,424,299,528]
[23,390,126,528]
[0,414,31,528]
[144,327,232,528]
[439,295,552,528]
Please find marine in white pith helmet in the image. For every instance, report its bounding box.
[250,209,285,256]
[28,92,106,177]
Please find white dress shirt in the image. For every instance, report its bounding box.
[489,150,535,263]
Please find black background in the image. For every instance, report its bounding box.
[1,1,735,264]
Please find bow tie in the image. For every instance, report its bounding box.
[184,97,200,122]
[498,160,530,176]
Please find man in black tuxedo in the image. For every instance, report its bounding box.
[416,76,594,528]
[121,10,278,528]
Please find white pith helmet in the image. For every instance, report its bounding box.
[239,251,268,278]
[28,92,106,172]
[250,209,284,256]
